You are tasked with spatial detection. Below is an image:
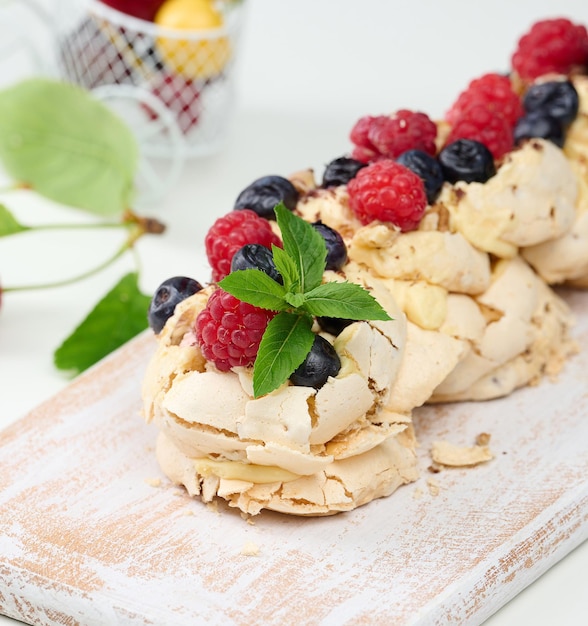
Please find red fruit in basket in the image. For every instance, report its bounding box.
[99,0,167,22]
[145,71,203,133]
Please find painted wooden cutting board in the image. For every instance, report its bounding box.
[1,290,587,626]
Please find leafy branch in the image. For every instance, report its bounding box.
[0,78,164,375]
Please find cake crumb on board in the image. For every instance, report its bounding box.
[241,541,260,556]
[430,435,493,469]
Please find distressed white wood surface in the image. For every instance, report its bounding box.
[0,290,587,626]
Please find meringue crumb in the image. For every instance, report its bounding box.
[206,500,219,514]
[241,541,260,557]
[145,477,162,488]
[426,478,441,496]
[240,511,256,524]
[182,509,194,516]
[431,440,493,467]
[476,432,491,446]
[412,487,424,500]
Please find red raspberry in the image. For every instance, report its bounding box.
[205,209,282,282]
[347,160,427,232]
[446,73,523,128]
[350,110,437,163]
[195,289,276,371]
[512,18,588,81]
[446,103,513,160]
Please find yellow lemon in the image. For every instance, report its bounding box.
[154,0,231,80]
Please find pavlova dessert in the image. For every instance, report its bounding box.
[142,16,587,516]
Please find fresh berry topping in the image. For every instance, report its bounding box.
[396,149,445,204]
[205,209,282,282]
[316,316,353,336]
[522,80,579,126]
[234,175,299,219]
[438,139,496,184]
[148,276,203,334]
[512,18,588,81]
[321,156,367,187]
[311,222,348,271]
[514,112,565,148]
[290,335,341,389]
[350,110,437,163]
[445,103,514,160]
[195,289,276,372]
[446,73,523,128]
[347,160,428,231]
[230,243,283,284]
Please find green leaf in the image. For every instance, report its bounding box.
[272,244,300,292]
[274,203,326,292]
[0,204,29,237]
[0,78,138,215]
[54,272,151,375]
[253,312,315,398]
[219,269,289,311]
[302,282,392,320]
[284,292,305,308]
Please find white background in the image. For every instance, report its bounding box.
[0,0,587,624]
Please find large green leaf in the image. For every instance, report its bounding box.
[54,272,151,375]
[0,79,138,215]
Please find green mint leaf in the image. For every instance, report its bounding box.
[219,269,289,311]
[0,204,29,237]
[0,79,138,215]
[274,203,326,292]
[272,244,300,292]
[302,282,392,320]
[54,272,151,375]
[284,292,305,308]
[253,312,314,398]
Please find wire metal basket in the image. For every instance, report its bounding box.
[57,0,246,159]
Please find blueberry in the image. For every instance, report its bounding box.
[438,139,496,184]
[312,221,348,271]
[234,175,299,219]
[514,112,565,148]
[230,244,283,284]
[290,335,341,389]
[396,149,445,204]
[148,276,203,334]
[523,80,579,127]
[316,316,353,336]
[321,156,367,187]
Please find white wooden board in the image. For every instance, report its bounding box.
[1,290,587,626]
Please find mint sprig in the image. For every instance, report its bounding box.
[219,203,391,398]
